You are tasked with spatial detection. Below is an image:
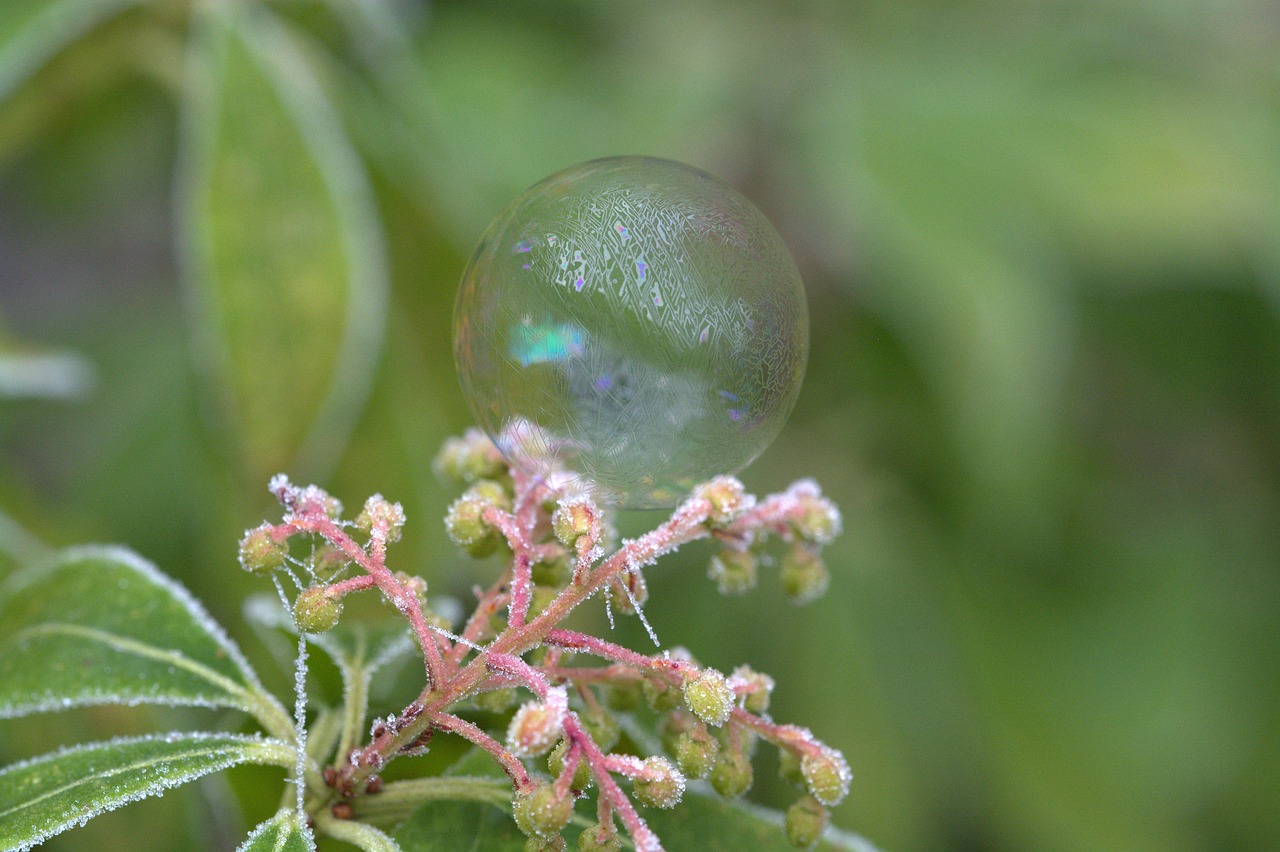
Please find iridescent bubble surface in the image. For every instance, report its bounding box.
[454,157,808,508]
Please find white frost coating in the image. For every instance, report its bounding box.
[619,576,661,649]
[3,732,292,852]
[292,635,309,818]
[4,544,265,688]
[237,807,317,852]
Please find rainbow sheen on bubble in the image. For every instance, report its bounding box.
[454,157,808,509]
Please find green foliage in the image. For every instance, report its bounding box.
[240,810,317,852]
[0,733,294,852]
[0,546,289,738]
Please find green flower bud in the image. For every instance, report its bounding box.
[674,726,720,779]
[683,669,734,727]
[513,781,573,839]
[466,478,513,511]
[708,549,758,595]
[294,586,342,633]
[780,546,829,605]
[732,665,775,715]
[238,523,286,574]
[785,794,829,849]
[551,498,599,549]
[632,756,684,809]
[709,748,753,798]
[606,681,642,712]
[693,476,753,526]
[801,745,851,806]
[778,748,804,785]
[525,834,566,851]
[355,494,406,543]
[548,739,591,790]
[506,692,567,758]
[445,495,499,557]
[309,544,349,581]
[642,677,682,712]
[577,823,622,851]
[792,492,841,545]
[433,429,505,484]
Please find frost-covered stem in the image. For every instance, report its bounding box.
[546,629,663,671]
[731,707,825,758]
[485,651,550,699]
[483,504,536,629]
[448,576,510,667]
[430,711,531,790]
[546,664,643,686]
[326,573,377,596]
[553,739,583,800]
[565,714,662,852]
[286,514,445,689]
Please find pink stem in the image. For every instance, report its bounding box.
[564,714,662,852]
[430,711,531,790]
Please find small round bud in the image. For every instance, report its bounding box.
[683,669,734,727]
[785,794,829,849]
[525,837,566,852]
[294,586,342,633]
[780,546,829,605]
[632,756,684,809]
[577,823,622,851]
[506,691,567,757]
[310,544,349,581]
[551,497,600,549]
[674,727,720,779]
[445,495,499,557]
[709,749,753,798]
[434,429,505,484]
[693,476,754,526]
[238,523,286,574]
[792,491,841,545]
[295,484,342,519]
[708,549,758,595]
[355,494,406,543]
[731,665,775,715]
[513,781,573,839]
[548,740,591,790]
[642,677,682,712]
[800,745,851,806]
[465,478,513,511]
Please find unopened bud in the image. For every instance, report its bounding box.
[632,756,684,809]
[525,837,566,852]
[548,739,591,790]
[674,726,720,779]
[551,497,600,549]
[310,544,348,580]
[780,546,829,605]
[683,669,734,727]
[800,745,851,806]
[445,495,499,557]
[642,677,682,712]
[239,523,286,574]
[434,429,505,484]
[506,691,567,757]
[791,488,841,545]
[513,781,573,839]
[732,665,776,715]
[709,748,753,798]
[355,494,406,543]
[693,476,754,526]
[785,794,829,849]
[294,586,342,633]
[708,549,757,595]
[576,823,622,851]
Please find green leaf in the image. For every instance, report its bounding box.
[0,546,292,740]
[393,800,527,852]
[0,732,294,852]
[239,808,317,852]
[642,790,882,852]
[0,0,138,104]
[316,810,400,852]
[176,3,388,484]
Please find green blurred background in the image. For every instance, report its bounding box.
[1,1,1278,849]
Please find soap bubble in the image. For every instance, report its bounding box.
[454,157,807,509]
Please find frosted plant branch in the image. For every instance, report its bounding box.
[236,430,849,850]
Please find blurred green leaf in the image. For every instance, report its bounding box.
[0,0,137,103]
[239,808,316,852]
[0,732,293,852]
[642,791,880,852]
[393,800,526,852]
[0,546,289,740]
[177,3,388,486]
[316,811,399,852]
